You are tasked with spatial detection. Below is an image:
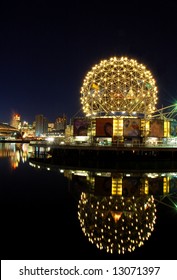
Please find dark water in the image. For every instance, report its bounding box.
[1,143,177,260]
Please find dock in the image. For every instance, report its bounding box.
[29,142,177,170]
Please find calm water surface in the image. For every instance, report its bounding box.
[1,143,177,260]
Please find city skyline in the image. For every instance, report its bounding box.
[3,111,68,126]
[1,1,177,123]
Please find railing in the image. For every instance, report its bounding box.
[29,139,177,149]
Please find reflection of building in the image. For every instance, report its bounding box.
[0,143,30,168]
[69,170,175,197]
[78,194,156,254]
[28,158,177,255]
[69,169,177,254]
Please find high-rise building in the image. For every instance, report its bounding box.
[35,114,48,137]
[54,114,67,131]
[20,121,35,138]
[10,113,21,129]
[48,122,55,132]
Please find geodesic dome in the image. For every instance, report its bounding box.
[80,57,158,117]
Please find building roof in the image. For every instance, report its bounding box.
[0,123,22,139]
[0,123,18,132]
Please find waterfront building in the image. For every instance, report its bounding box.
[72,56,177,146]
[54,114,67,131]
[48,122,55,132]
[10,113,21,130]
[20,121,35,138]
[45,115,67,143]
[35,114,48,137]
[65,124,73,141]
[0,122,22,140]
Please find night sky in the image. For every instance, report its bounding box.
[1,0,177,124]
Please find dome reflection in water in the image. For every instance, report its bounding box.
[76,173,157,255]
[68,169,176,255]
[78,194,156,255]
[30,158,177,256]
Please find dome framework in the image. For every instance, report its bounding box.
[80,57,158,117]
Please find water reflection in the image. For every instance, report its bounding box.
[29,158,177,256]
[0,143,32,168]
[78,194,156,254]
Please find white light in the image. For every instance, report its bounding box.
[46,137,54,142]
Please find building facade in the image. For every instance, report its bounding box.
[35,114,48,137]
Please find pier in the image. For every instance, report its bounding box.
[29,141,177,170]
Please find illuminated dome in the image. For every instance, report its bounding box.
[78,193,156,254]
[80,57,158,117]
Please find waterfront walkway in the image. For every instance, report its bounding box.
[29,141,177,153]
[29,141,177,168]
